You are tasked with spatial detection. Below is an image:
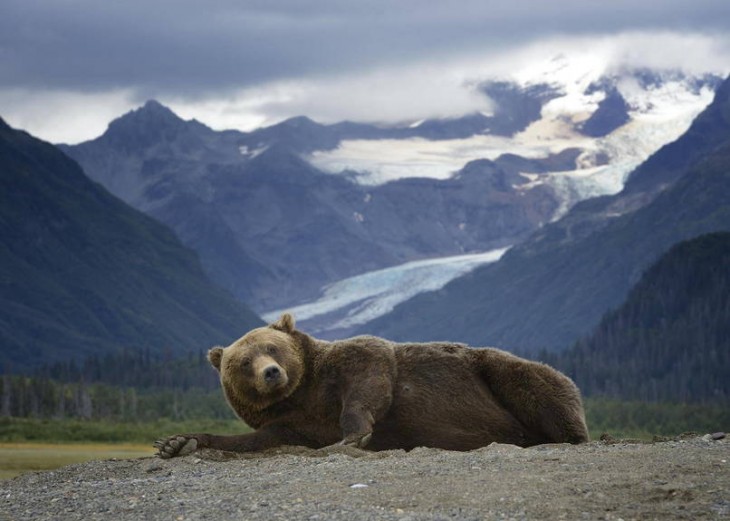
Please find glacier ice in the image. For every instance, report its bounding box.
[307,67,716,221]
[263,247,509,334]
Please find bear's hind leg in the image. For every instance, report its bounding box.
[472,348,589,445]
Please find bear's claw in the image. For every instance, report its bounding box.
[154,435,198,458]
[341,432,372,449]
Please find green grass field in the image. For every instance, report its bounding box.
[0,417,249,443]
[0,442,155,480]
[0,418,251,480]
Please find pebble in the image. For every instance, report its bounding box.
[350,483,368,489]
[703,432,727,442]
[145,462,164,473]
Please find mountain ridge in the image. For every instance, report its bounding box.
[60,68,723,315]
[544,232,730,404]
[0,117,263,370]
[359,75,730,351]
[63,104,564,310]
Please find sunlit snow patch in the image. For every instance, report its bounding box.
[307,133,586,185]
[263,247,509,335]
[239,144,269,159]
[307,60,717,218]
[534,78,717,218]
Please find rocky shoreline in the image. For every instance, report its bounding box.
[2,435,728,520]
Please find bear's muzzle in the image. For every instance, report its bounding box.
[264,365,281,383]
[252,355,289,393]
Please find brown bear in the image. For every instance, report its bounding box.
[155,314,588,458]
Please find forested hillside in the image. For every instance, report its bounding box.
[1,349,226,421]
[0,118,262,371]
[362,76,730,352]
[544,233,730,404]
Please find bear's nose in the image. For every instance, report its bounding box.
[263,365,281,382]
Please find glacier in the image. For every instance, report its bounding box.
[263,247,509,335]
[274,61,720,334]
[307,58,717,220]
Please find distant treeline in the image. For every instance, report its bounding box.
[0,374,233,422]
[1,348,232,422]
[35,348,219,391]
[0,350,728,439]
[1,371,728,439]
[541,233,730,405]
[0,374,233,421]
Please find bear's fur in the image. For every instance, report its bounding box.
[155,314,588,457]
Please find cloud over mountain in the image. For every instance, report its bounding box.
[2,0,730,142]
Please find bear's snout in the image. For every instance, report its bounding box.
[243,351,293,396]
[263,365,281,382]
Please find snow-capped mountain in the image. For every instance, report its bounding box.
[310,61,721,218]
[60,56,724,330]
[62,107,557,311]
[359,75,730,352]
[273,64,723,337]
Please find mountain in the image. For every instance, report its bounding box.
[61,65,721,317]
[361,75,730,351]
[544,233,730,404]
[233,81,560,152]
[578,87,630,137]
[0,117,263,371]
[62,103,562,311]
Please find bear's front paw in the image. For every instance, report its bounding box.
[154,435,199,459]
[340,431,372,449]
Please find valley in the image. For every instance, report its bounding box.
[60,63,722,321]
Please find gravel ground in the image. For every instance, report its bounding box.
[1,434,728,521]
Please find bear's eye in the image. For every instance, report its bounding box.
[241,358,251,368]
[267,345,276,355]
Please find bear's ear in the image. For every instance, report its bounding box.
[270,313,295,334]
[208,347,223,371]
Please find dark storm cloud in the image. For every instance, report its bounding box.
[2,0,729,97]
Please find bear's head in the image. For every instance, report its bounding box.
[208,313,305,412]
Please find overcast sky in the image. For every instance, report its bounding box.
[2,0,730,143]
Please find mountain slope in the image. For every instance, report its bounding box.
[61,68,720,315]
[545,233,730,404]
[0,118,262,370]
[362,76,730,351]
[63,105,561,310]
